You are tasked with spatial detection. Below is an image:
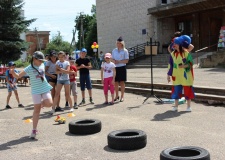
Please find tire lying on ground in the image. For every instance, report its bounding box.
[107,129,147,150]
[160,146,210,160]
[69,119,101,135]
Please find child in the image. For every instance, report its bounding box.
[65,57,78,109]
[101,53,116,105]
[50,51,74,114]
[75,48,94,105]
[11,51,53,139]
[5,61,24,109]
[167,36,195,112]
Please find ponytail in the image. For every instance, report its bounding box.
[31,57,44,82]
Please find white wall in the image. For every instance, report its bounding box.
[96,0,157,54]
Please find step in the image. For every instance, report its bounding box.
[90,84,225,102]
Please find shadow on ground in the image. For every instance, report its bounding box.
[0,136,37,151]
[103,145,138,153]
[151,111,189,121]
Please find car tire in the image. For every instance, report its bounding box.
[107,129,147,150]
[160,146,210,160]
[69,119,101,135]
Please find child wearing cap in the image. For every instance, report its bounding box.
[5,61,24,109]
[75,48,94,105]
[11,51,53,139]
[167,36,195,112]
[101,53,116,105]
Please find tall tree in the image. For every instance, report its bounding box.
[0,0,35,64]
[74,5,97,56]
[44,32,72,54]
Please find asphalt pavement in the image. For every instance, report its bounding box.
[0,71,225,160]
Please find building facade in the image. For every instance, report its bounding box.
[96,0,156,53]
[26,31,50,55]
[96,0,225,54]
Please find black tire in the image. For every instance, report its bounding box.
[69,119,101,135]
[107,129,147,150]
[160,146,210,160]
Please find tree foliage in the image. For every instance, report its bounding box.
[44,32,72,54]
[75,5,97,56]
[0,0,36,64]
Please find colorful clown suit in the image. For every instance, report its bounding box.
[167,50,195,100]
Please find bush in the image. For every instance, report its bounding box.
[14,59,30,68]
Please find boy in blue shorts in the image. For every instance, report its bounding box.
[75,48,94,105]
[5,61,24,109]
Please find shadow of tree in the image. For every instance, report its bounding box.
[0,136,37,151]
[151,111,189,121]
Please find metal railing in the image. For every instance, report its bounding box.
[128,41,160,63]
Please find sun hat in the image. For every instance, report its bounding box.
[104,53,111,58]
[33,51,47,61]
[8,61,15,67]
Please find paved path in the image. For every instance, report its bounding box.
[90,67,225,88]
[0,81,225,159]
[0,69,225,160]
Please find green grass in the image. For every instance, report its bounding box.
[14,59,30,68]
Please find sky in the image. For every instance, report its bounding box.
[23,0,95,43]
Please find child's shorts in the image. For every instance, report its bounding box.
[79,74,92,91]
[32,91,52,104]
[70,81,78,96]
[57,80,70,85]
[7,84,17,92]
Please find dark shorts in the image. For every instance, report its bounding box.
[48,74,57,84]
[79,74,92,91]
[115,66,127,82]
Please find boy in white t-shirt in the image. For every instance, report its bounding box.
[101,53,116,105]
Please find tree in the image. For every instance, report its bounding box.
[0,0,36,64]
[44,32,72,54]
[74,5,97,56]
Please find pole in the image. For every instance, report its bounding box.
[150,37,153,95]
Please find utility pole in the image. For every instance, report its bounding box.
[79,12,84,49]
[34,27,41,51]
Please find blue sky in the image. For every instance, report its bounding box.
[23,0,95,43]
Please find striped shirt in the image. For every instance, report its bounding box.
[24,63,52,94]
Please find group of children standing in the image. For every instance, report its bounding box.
[6,48,117,139]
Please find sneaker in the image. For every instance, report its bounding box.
[79,99,85,105]
[55,106,64,112]
[49,109,55,115]
[172,107,178,111]
[90,97,94,104]
[18,104,24,108]
[73,103,78,109]
[186,107,192,112]
[29,129,37,139]
[69,108,74,112]
[6,105,12,109]
[65,102,69,108]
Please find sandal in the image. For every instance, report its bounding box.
[120,98,124,102]
[114,96,119,101]
[103,101,108,104]
[108,102,114,105]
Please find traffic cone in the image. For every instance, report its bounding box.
[24,119,32,123]
[67,113,75,117]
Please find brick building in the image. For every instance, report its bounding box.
[26,31,50,55]
[96,0,225,54]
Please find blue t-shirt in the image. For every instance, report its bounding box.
[5,69,18,84]
[112,48,129,67]
[24,63,52,94]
